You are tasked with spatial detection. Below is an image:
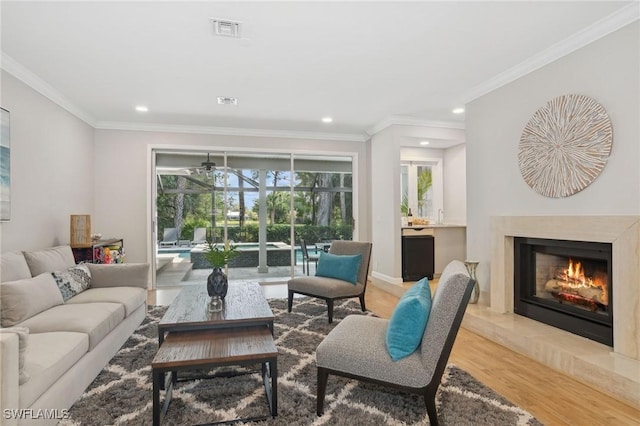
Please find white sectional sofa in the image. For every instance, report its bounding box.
[0,245,149,426]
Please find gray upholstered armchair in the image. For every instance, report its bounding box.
[315,260,475,426]
[287,240,372,323]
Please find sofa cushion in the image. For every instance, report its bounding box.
[386,277,432,361]
[0,273,64,327]
[315,252,362,284]
[1,251,32,282]
[23,245,76,277]
[52,264,92,302]
[0,326,30,384]
[20,331,89,409]
[87,263,150,289]
[66,287,146,317]
[17,303,125,350]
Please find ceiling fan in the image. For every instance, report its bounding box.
[200,153,216,171]
[186,153,217,175]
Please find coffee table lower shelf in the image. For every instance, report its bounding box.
[152,327,278,426]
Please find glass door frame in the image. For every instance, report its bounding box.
[148,145,359,289]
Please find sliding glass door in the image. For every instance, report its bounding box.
[292,155,353,277]
[153,150,354,286]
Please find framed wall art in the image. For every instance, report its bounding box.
[1,108,10,221]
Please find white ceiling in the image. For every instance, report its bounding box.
[1,1,637,144]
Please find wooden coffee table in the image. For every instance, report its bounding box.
[158,281,275,344]
[152,327,277,425]
[153,282,277,425]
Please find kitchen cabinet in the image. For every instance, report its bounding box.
[401,225,466,279]
[401,228,434,281]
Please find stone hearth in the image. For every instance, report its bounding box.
[461,216,640,408]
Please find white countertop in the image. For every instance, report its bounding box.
[401,224,466,229]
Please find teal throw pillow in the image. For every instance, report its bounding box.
[315,251,362,285]
[385,277,432,361]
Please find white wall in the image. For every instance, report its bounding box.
[466,22,640,294]
[370,126,401,282]
[443,144,466,225]
[0,71,95,253]
[93,130,370,263]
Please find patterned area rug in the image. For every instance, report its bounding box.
[61,298,542,425]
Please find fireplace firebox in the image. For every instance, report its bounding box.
[514,237,613,346]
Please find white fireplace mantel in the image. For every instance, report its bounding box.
[490,215,640,360]
[459,216,640,408]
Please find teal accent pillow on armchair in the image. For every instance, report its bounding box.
[315,252,362,284]
[385,277,433,361]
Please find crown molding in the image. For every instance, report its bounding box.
[94,121,369,142]
[367,116,465,136]
[1,52,366,141]
[1,52,97,126]
[1,52,367,141]
[463,2,640,104]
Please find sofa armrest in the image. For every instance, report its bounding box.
[86,263,150,289]
[0,332,20,426]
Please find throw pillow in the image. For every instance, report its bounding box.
[0,273,64,327]
[315,252,362,284]
[0,327,30,384]
[52,264,92,302]
[385,277,433,361]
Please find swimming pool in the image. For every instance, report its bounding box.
[159,243,308,266]
[190,242,293,268]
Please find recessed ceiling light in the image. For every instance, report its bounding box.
[420,140,430,146]
[217,97,238,105]
[452,107,465,114]
[322,117,333,123]
[135,105,148,112]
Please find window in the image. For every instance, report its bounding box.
[400,161,441,222]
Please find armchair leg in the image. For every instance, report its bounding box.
[288,290,294,313]
[317,367,329,416]
[424,391,439,426]
[327,299,334,323]
[359,294,366,312]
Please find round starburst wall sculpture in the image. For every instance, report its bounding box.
[518,94,612,198]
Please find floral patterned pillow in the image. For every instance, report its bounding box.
[51,264,92,302]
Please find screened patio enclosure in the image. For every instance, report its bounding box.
[154,150,355,284]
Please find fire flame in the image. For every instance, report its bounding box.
[567,259,586,283]
[560,259,608,305]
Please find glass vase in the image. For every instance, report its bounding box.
[463,260,480,304]
[208,295,223,313]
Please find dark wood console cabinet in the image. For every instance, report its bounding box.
[71,238,124,264]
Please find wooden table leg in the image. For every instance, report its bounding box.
[271,358,278,417]
[153,369,161,426]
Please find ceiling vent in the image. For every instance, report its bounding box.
[211,19,241,38]
[217,97,238,105]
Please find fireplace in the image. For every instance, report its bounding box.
[484,216,640,408]
[514,237,613,346]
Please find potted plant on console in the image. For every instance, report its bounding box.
[203,240,240,312]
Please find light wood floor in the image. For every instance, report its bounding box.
[149,283,640,425]
[365,284,640,426]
